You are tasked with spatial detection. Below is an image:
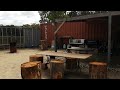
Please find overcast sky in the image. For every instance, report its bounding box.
[0,11,40,26]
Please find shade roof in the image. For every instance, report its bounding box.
[56,11,120,22]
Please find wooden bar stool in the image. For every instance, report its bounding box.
[29,55,43,63]
[21,61,41,79]
[89,62,107,79]
[50,60,64,79]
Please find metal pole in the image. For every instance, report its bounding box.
[23,28,25,48]
[32,28,33,47]
[19,28,21,48]
[15,28,16,41]
[1,27,3,45]
[108,12,112,63]
[15,28,17,47]
[6,27,8,45]
[10,28,12,42]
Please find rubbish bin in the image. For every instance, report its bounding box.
[10,42,17,53]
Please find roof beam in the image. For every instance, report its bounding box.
[56,11,120,22]
[54,20,65,34]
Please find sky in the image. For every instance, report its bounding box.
[0,11,40,26]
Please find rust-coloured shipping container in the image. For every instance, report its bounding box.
[40,21,108,48]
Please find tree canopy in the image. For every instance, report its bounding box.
[38,11,68,23]
[22,23,39,28]
[38,11,109,23]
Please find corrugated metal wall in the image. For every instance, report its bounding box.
[24,28,40,48]
[0,27,40,49]
[40,21,108,47]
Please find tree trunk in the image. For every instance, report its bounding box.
[29,55,43,63]
[21,61,41,79]
[89,62,107,79]
[65,57,78,70]
[50,60,64,79]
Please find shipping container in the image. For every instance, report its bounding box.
[40,21,108,48]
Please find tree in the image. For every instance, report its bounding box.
[30,23,39,28]
[22,24,31,28]
[38,11,68,52]
[22,23,39,28]
[38,11,49,24]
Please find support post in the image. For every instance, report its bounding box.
[108,13,112,63]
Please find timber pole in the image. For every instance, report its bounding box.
[54,20,66,52]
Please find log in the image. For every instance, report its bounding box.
[65,57,78,70]
[21,61,41,79]
[10,47,17,53]
[50,60,64,79]
[89,62,107,79]
[29,55,43,63]
[10,42,17,53]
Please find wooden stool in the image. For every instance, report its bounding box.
[50,60,64,79]
[89,62,107,79]
[29,55,43,63]
[40,40,48,50]
[65,57,78,70]
[21,61,41,79]
[10,42,17,53]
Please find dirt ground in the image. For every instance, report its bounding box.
[0,49,87,79]
[0,49,41,79]
[0,48,120,79]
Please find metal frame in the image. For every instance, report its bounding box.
[23,28,25,47]
[6,27,8,45]
[1,27,3,45]
[19,27,21,48]
[32,28,33,46]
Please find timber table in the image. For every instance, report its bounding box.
[36,51,92,72]
[36,51,92,59]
